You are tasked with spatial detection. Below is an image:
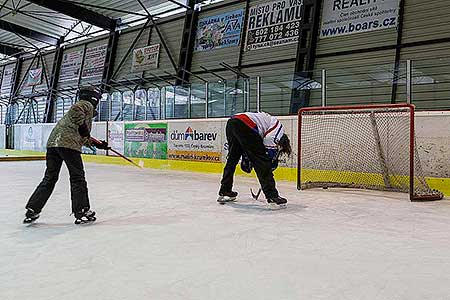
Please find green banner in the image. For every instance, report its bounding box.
[124,123,167,159]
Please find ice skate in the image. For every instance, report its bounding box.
[23,208,40,224]
[217,191,238,204]
[266,196,287,209]
[74,208,96,224]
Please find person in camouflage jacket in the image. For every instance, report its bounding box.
[24,87,110,224]
[46,97,94,152]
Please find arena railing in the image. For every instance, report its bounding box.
[5,58,450,125]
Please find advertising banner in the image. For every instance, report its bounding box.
[82,44,107,79]
[108,122,125,156]
[0,125,5,149]
[320,0,400,38]
[59,49,83,82]
[131,44,160,72]
[21,125,43,151]
[195,9,244,52]
[1,64,15,96]
[27,68,42,86]
[245,0,304,51]
[168,122,222,163]
[125,123,167,159]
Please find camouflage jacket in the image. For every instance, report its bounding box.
[47,100,94,152]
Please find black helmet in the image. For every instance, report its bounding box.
[79,86,102,108]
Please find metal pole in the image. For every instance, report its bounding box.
[144,91,148,120]
[243,79,247,111]
[188,86,192,119]
[223,81,226,116]
[406,60,412,104]
[172,86,176,119]
[132,93,136,121]
[120,92,124,121]
[159,88,163,120]
[205,81,209,118]
[245,78,250,111]
[109,94,112,121]
[98,96,101,121]
[321,69,327,107]
[256,76,261,112]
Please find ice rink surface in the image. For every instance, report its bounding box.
[1,161,450,300]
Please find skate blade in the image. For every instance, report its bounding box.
[217,196,237,204]
[74,217,97,225]
[23,220,37,225]
[23,217,39,224]
[267,203,287,210]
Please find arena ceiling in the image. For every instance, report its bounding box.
[0,0,219,62]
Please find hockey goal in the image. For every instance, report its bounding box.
[297,104,443,201]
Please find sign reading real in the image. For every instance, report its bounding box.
[321,0,400,38]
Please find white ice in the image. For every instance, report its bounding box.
[1,161,450,300]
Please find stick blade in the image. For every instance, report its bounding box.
[250,188,262,200]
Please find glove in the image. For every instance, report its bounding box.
[91,139,110,150]
[266,148,279,171]
[78,124,90,138]
[240,153,252,173]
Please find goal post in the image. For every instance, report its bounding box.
[297,104,443,201]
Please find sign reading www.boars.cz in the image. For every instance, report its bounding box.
[320,0,400,38]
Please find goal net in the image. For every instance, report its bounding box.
[297,104,443,201]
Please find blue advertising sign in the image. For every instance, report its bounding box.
[195,9,245,52]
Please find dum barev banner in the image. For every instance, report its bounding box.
[246,0,304,51]
[195,9,244,52]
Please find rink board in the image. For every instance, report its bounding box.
[81,154,450,197]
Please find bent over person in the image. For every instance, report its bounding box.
[23,87,110,224]
[218,112,292,207]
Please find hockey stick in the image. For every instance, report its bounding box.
[91,137,143,169]
[250,150,282,201]
[109,148,143,169]
[251,188,262,200]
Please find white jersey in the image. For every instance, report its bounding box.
[233,112,284,148]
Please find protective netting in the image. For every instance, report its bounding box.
[298,105,443,201]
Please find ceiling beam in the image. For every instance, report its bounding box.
[0,44,23,56]
[0,19,59,45]
[26,0,118,31]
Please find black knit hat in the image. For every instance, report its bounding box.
[79,86,102,107]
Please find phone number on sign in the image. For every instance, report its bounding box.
[247,21,300,46]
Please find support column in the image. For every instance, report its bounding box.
[101,25,120,92]
[390,0,406,104]
[176,0,198,85]
[290,0,322,113]
[10,58,24,101]
[45,37,64,123]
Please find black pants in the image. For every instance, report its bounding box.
[26,147,90,214]
[220,118,278,199]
